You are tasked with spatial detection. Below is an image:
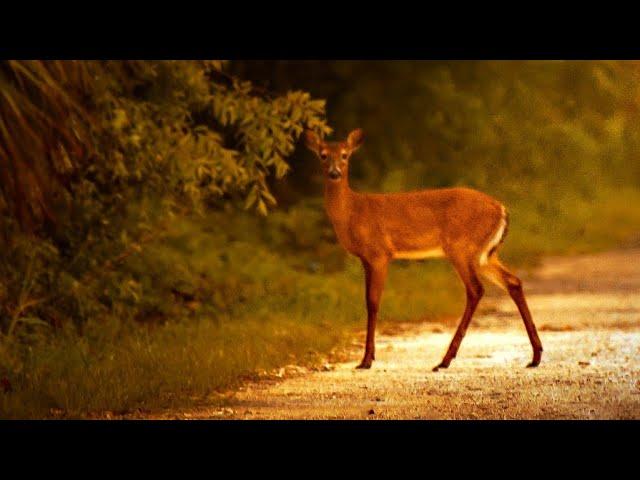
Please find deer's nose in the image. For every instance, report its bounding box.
[328,169,341,180]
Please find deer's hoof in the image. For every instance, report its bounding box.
[356,360,373,369]
[432,362,449,372]
[527,350,542,368]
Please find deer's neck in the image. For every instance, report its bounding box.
[324,178,353,227]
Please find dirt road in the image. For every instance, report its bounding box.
[166,249,640,419]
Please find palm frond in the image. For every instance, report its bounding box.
[0,60,99,233]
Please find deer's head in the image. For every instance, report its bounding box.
[303,128,364,181]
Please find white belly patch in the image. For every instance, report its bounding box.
[394,247,445,260]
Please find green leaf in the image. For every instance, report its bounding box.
[257,199,268,216]
[244,185,259,210]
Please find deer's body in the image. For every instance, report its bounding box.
[305,129,542,370]
[325,184,506,264]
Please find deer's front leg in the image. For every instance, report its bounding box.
[357,257,389,369]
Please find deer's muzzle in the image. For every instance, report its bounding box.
[328,169,342,180]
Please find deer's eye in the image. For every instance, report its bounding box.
[341,152,348,160]
[320,152,328,160]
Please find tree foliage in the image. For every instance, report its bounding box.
[233,60,640,200]
[0,60,330,333]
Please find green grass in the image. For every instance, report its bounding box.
[502,185,640,265]
[0,265,461,419]
[1,186,639,418]
[0,316,347,418]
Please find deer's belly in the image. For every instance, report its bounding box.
[393,247,446,260]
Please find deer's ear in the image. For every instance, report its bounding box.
[303,130,321,153]
[347,128,364,151]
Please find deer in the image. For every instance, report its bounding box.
[303,128,543,371]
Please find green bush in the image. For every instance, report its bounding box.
[0,60,330,335]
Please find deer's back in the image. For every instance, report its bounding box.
[343,187,506,260]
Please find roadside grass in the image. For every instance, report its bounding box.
[1,186,639,418]
[0,262,461,419]
[0,316,346,418]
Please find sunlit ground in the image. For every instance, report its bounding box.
[135,249,640,420]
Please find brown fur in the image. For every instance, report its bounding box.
[304,129,542,370]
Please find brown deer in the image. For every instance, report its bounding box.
[303,128,543,371]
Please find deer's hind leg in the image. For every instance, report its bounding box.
[479,254,543,367]
[433,254,484,371]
